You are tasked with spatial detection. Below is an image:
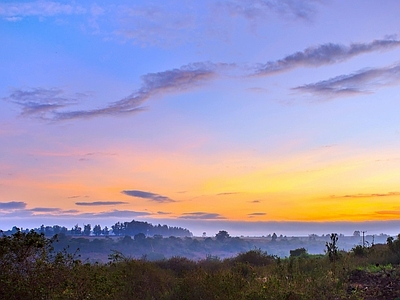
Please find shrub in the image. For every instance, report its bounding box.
[230,249,275,267]
[290,247,308,258]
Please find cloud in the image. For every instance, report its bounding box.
[179,212,226,220]
[89,210,151,218]
[250,200,261,203]
[0,205,79,218]
[157,211,172,215]
[293,63,400,98]
[376,210,400,216]
[116,1,321,47]
[218,0,321,21]
[29,207,61,212]
[122,190,175,203]
[0,201,26,210]
[0,1,85,20]
[63,209,80,214]
[217,192,240,196]
[5,63,217,120]
[0,201,149,219]
[253,37,400,76]
[83,152,117,157]
[75,201,129,206]
[56,62,216,120]
[29,207,79,215]
[4,88,74,119]
[116,3,197,47]
[248,212,266,217]
[330,192,400,199]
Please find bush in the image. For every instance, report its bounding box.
[352,245,366,257]
[229,249,275,267]
[290,247,308,258]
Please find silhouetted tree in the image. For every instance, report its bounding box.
[102,226,109,236]
[93,225,102,236]
[134,233,146,241]
[83,224,91,236]
[216,230,230,241]
[71,224,82,235]
[326,233,339,262]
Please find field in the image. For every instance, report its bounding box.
[2,230,400,299]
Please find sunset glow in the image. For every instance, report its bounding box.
[2,0,400,236]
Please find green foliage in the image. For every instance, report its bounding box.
[0,228,83,300]
[229,248,275,266]
[290,247,308,258]
[3,229,400,299]
[352,245,366,257]
[387,234,400,262]
[156,256,198,277]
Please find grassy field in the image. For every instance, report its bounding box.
[2,230,400,299]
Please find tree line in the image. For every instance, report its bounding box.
[2,219,192,237]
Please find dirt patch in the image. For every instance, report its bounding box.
[348,267,400,299]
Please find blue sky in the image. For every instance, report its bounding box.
[2,0,400,236]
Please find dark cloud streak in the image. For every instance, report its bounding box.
[5,63,216,120]
[218,0,320,21]
[253,38,400,76]
[248,212,266,216]
[64,63,215,120]
[75,201,129,206]
[179,212,226,220]
[330,192,400,199]
[294,64,400,98]
[122,190,175,203]
[217,192,239,196]
[30,207,61,212]
[4,88,73,119]
[0,201,27,210]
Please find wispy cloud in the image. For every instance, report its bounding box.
[217,192,240,196]
[248,212,266,217]
[29,207,78,215]
[63,209,80,214]
[87,209,151,218]
[330,192,400,199]
[0,205,79,217]
[0,1,85,21]
[29,207,61,212]
[122,190,175,203]
[218,0,321,21]
[179,212,226,220]
[253,37,400,76]
[249,200,261,203]
[376,209,400,216]
[294,63,400,98]
[157,211,172,215]
[55,62,216,120]
[5,63,217,120]
[0,201,26,210]
[4,88,74,119]
[116,3,197,47]
[116,1,321,47]
[75,201,129,206]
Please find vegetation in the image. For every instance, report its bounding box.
[2,228,400,299]
[2,219,192,238]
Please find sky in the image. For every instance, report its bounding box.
[2,0,400,237]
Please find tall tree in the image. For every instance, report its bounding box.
[83,224,91,236]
